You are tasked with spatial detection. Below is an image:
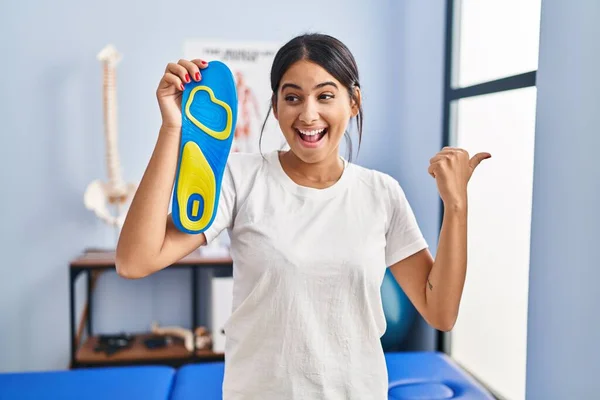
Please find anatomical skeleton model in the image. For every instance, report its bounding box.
[84,45,137,232]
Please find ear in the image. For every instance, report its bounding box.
[350,87,361,118]
[271,94,278,120]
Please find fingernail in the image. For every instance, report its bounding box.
[201,60,207,65]
[195,72,200,81]
[180,84,185,91]
[185,74,190,83]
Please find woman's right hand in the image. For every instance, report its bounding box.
[156,58,209,130]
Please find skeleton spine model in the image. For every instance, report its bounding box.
[84,45,137,231]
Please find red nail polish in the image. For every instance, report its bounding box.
[185,74,190,82]
[201,60,207,65]
[180,84,185,91]
[195,72,200,81]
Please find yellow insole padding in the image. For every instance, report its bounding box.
[177,141,216,231]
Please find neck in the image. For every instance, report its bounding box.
[279,149,344,188]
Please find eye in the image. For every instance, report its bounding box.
[284,94,300,102]
[319,93,335,101]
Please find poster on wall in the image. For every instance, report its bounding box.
[183,40,285,154]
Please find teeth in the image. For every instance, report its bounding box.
[298,128,326,136]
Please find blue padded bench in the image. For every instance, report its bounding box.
[386,352,494,399]
[0,365,175,400]
[0,352,493,399]
[168,352,494,400]
[170,361,225,400]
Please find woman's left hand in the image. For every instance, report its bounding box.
[428,147,491,207]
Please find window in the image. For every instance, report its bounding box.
[456,0,541,87]
[440,1,542,399]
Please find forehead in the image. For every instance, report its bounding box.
[280,60,341,90]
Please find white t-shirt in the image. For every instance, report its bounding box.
[203,150,428,400]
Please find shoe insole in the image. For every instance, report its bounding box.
[172,60,237,234]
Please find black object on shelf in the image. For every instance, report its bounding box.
[94,333,135,356]
[143,335,172,349]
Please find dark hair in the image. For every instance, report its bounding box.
[259,33,363,162]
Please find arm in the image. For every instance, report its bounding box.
[389,204,467,332]
[115,58,209,279]
[389,147,490,331]
[115,127,207,279]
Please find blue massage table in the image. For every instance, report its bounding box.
[0,352,493,399]
[0,366,175,400]
[385,352,494,399]
[170,361,225,400]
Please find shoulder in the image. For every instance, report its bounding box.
[346,163,410,223]
[347,162,405,198]
[221,151,270,198]
[224,152,268,181]
[226,151,266,172]
[347,164,419,235]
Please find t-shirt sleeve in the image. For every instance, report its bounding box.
[202,162,236,245]
[385,177,429,267]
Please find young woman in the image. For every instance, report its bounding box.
[116,33,490,399]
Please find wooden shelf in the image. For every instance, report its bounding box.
[196,348,224,359]
[76,333,222,365]
[68,248,232,368]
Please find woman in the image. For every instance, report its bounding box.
[116,33,490,399]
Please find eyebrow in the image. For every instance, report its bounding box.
[280,81,339,92]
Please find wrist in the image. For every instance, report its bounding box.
[159,124,181,138]
[443,199,467,214]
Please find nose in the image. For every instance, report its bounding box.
[299,98,319,124]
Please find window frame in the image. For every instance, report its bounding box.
[438,0,537,355]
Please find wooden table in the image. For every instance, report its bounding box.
[69,250,233,368]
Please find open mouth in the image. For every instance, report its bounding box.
[295,127,328,144]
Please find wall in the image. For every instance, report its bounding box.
[0,0,444,371]
[388,0,446,351]
[526,0,600,398]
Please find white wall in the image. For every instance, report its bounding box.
[386,0,447,351]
